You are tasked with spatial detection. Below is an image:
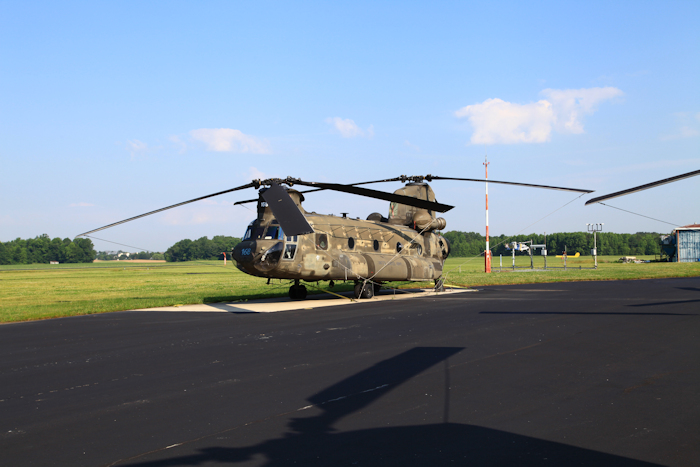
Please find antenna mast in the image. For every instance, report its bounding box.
[484,155,491,273]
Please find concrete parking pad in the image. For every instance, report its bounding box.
[135,286,475,313]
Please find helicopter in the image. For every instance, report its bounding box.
[78,175,593,300]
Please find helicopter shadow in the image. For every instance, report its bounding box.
[123,347,660,467]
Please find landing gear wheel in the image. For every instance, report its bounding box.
[289,284,307,300]
[354,282,374,299]
[434,278,445,292]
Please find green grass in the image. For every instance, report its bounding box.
[441,255,700,287]
[0,256,698,323]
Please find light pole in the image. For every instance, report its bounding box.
[587,223,604,269]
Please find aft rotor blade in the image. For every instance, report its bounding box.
[585,169,700,205]
[429,176,594,193]
[292,180,454,213]
[77,182,258,237]
[261,183,315,236]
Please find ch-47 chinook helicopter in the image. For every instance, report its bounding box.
[78,175,592,300]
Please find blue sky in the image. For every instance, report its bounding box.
[1,1,698,252]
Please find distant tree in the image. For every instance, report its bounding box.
[165,239,194,262]
[48,237,66,263]
[12,242,27,264]
[0,243,9,265]
[73,237,96,262]
[65,242,82,263]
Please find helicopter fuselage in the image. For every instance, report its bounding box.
[233,212,449,283]
[232,185,450,290]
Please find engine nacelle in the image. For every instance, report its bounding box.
[413,211,447,231]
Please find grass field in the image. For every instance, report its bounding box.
[1,256,698,323]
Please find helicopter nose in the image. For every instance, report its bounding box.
[255,242,284,272]
[232,241,257,265]
[233,240,284,273]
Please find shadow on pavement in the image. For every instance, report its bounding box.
[122,347,660,467]
[480,310,696,315]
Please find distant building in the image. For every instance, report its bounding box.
[661,224,700,262]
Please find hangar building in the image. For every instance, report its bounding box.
[661,224,700,262]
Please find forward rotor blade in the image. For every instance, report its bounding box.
[233,179,411,205]
[292,180,454,213]
[585,169,700,205]
[261,183,314,236]
[429,176,594,193]
[77,182,258,237]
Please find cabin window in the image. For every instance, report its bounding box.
[283,244,297,260]
[396,242,403,253]
[316,234,328,250]
[348,237,355,249]
[373,239,379,251]
[286,235,298,242]
[410,243,422,255]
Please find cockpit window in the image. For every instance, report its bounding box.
[243,222,254,241]
[265,225,285,240]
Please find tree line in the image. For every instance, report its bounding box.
[0,235,96,265]
[1,231,663,265]
[95,251,165,261]
[442,231,663,257]
[164,235,242,262]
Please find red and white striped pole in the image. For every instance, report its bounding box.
[484,156,491,273]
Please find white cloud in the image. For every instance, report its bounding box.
[659,111,700,140]
[455,98,554,144]
[69,202,95,207]
[454,87,623,144]
[161,209,214,226]
[246,166,269,181]
[404,140,421,152]
[190,128,271,154]
[169,135,187,154]
[325,117,374,138]
[541,87,624,134]
[660,126,699,141]
[127,139,148,157]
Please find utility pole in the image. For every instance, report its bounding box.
[587,223,603,269]
[484,155,491,273]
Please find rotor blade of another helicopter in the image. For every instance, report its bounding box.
[261,183,315,236]
[429,176,594,193]
[292,180,454,213]
[76,182,258,237]
[585,169,700,205]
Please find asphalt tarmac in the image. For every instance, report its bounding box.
[1,277,699,466]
